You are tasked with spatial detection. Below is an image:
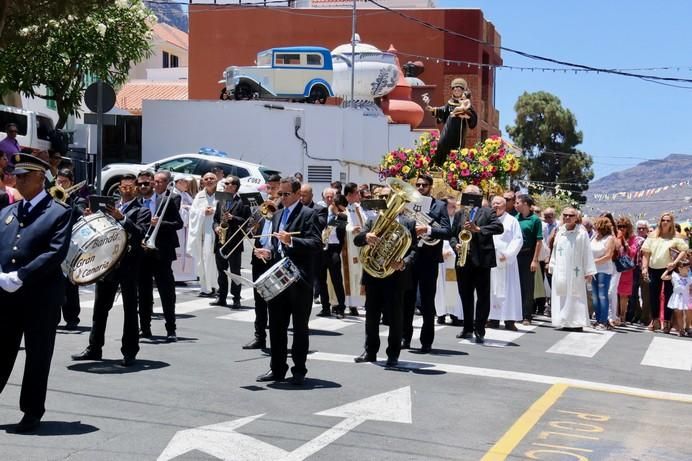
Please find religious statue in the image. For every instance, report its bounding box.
[423,78,478,166]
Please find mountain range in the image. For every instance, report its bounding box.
[584,154,692,223]
[148,2,189,32]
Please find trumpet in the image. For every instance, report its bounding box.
[218,200,278,259]
[49,180,87,204]
[143,182,176,250]
[456,205,472,267]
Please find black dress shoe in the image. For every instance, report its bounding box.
[232,300,242,309]
[64,321,80,330]
[385,357,399,367]
[349,307,359,317]
[242,338,266,349]
[437,316,446,325]
[140,328,152,339]
[354,351,376,363]
[121,356,136,367]
[198,291,213,298]
[166,333,178,342]
[256,370,285,382]
[419,345,432,353]
[316,309,331,317]
[505,321,518,331]
[13,414,41,433]
[475,335,485,344]
[289,374,306,386]
[71,347,102,361]
[401,339,411,349]
[210,299,228,307]
[456,330,473,339]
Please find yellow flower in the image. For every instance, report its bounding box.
[449,163,456,171]
[386,154,394,163]
[459,161,468,170]
[402,165,411,174]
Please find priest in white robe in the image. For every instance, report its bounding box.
[489,196,524,330]
[187,172,220,297]
[435,240,464,322]
[341,183,369,314]
[549,208,597,330]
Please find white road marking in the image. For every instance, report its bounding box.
[458,324,536,348]
[546,330,615,357]
[157,387,412,461]
[640,337,692,371]
[309,352,692,402]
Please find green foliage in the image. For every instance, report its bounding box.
[0,0,154,128]
[506,91,594,205]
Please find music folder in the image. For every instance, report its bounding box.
[460,193,483,207]
[239,192,264,208]
[88,195,116,213]
[214,191,235,202]
[360,199,387,211]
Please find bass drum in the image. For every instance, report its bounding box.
[254,257,301,301]
[61,211,128,285]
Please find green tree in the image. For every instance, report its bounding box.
[506,91,594,205]
[0,0,154,128]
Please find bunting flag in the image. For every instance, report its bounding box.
[591,179,691,202]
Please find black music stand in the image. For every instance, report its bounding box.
[239,192,264,208]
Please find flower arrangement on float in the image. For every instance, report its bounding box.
[378,131,438,180]
[441,136,520,193]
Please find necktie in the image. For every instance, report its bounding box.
[278,208,290,255]
[21,200,30,217]
[355,204,365,227]
[469,207,477,222]
[143,198,151,213]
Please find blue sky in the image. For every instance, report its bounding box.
[436,0,692,180]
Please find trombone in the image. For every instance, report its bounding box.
[49,180,87,204]
[218,199,278,259]
[143,182,176,250]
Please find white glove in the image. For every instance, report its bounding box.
[0,272,22,293]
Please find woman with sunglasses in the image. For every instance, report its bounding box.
[641,213,689,333]
[614,217,638,325]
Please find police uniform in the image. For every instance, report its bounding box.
[0,153,72,432]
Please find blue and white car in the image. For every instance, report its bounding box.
[223,46,334,104]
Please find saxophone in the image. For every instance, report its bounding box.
[218,199,229,245]
[456,205,472,267]
[360,178,421,278]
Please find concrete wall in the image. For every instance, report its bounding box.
[142,99,419,188]
[129,40,189,80]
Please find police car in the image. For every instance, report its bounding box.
[100,148,281,196]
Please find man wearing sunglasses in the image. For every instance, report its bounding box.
[402,173,451,353]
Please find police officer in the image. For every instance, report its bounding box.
[0,153,72,433]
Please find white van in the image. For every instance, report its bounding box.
[0,104,54,152]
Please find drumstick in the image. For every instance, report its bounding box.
[253,231,301,238]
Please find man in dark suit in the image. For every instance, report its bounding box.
[243,175,281,350]
[450,185,503,343]
[212,176,250,308]
[72,174,151,367]
[402,174,452,352]
[255,176,321,386]
[0,153,73,433]
[318,192,348,318]
[354,197,417,368]
[55,169,87,330]
[300,183,329,314]
[138,170,184,341]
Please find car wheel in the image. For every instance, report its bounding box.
[235,83,253,100]
[104,178,121,197]
[308,85,328,104]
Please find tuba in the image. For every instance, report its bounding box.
[360,177,421,279]
[456,205,472,267]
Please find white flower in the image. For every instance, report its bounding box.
[19,27,30,37]
[115,0,129,8]
[48,19,58,27]
[67,14,75,21]
[95,23,107,36]
[145,14,157,27]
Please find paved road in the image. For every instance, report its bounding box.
[1,272,691,461]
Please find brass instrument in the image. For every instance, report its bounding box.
[322,225,334,250]
[143,183,176,250]
[402,207,440,247]
[49,180,87,204]
[360,177,421,279]
[218,199,230,246]
[456,205,472,267]
[219,200,278,259]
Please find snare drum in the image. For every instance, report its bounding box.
[61,211,128,285]
[254,257,301,301]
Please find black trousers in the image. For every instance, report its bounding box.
[648,267,674,321]
[318,245,346,310]
[517,249,536,320]
[252,261,271,341]
[0,294,60,419]
[364,274,404,360]
[62,279,81,325]
[90,271,140,358]
[267,281,312,378]
[403,261,439,347]
[138,253,176,334]
[216,248,242,303]
[456,261,491,337]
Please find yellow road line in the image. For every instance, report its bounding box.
[481,383,568,461]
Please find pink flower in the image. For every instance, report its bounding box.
[460,169,471,177]
[397,151,406,161]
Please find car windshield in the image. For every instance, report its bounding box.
[259,167,281,181]
[157,157,200,174]
[257,51,271,67]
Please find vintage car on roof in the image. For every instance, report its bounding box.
[223,46,334,104]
